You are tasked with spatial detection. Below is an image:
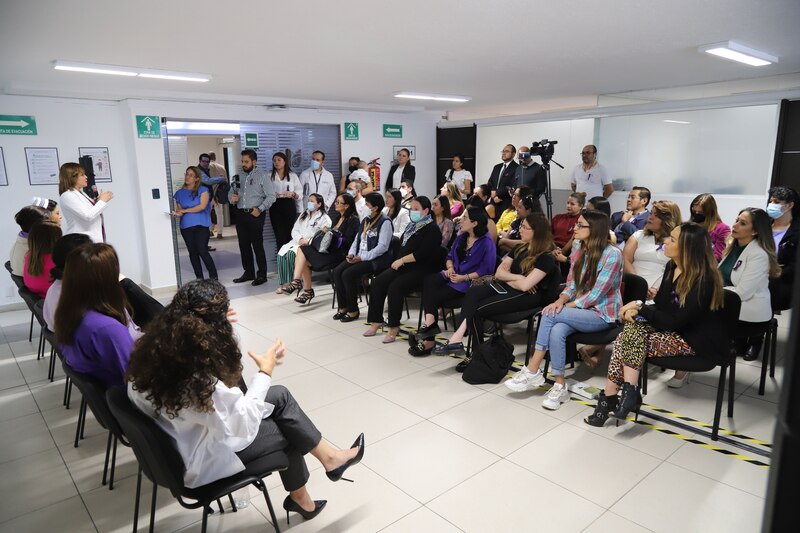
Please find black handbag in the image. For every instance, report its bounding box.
[309,230,334,253]
[462,334,515,385]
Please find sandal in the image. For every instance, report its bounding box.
[280,279,303,295]
[578,346,601,369]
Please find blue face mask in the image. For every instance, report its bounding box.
[307,201,316,212]
[311,160,321,171]
[409,210,422,223]
[346,189,356,197]
[767,203,785,220]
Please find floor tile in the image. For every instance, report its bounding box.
[173,504,272,533]
[255,316,338,346]
[40,401,104,447]
[430,392,561,456]
[0,359,25,391]
[379,507,463,532]
[507,423,660,508]
[325,349,426,389]
[271,367,364,412]
[364,421,498,503]
[490,383,594,422]
[428,459,603,532]
[611,462,764,533]
[0,309,32,328]
[290,332,377,366]
[372,368,485,419]
[59,431,139,493]
[0,412,56,463]
[583,511,653,532]
[0,448,78,523]
[666,441,769,498]
[30,379,78,412]
[0,385,39,422]
[0,495,95,533]
[309,391,423,450]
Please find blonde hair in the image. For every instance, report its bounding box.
[645,200,682,242]
[674,223,724,310]
[58,162,85,195]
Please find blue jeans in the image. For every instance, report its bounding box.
[535,307,613,375]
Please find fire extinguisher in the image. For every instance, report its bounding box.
[368,158,381,191]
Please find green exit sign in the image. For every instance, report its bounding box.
[383,124,402,138]
[136,115,161,138]
[0,115,37,135]
[244,132,259,148]
[344,122,359,140]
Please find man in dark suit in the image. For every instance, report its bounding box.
[486,144,519,220]
[385,148,416,190]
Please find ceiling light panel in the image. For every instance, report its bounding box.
[698,41,777,67]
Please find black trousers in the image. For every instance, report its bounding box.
[180,225,218,280]
[236,385,322,492]
[368,267,426,327]
[235,209,267,278]
[333,260,374,313]
[457,283,543,343]
[422,272,463,325]
[270,198,298,252]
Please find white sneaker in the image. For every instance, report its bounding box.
[504,367,545,392]
[542,383,570,410]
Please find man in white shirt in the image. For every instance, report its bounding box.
[299,150,337,211]
[570,145,613,199]
[347,181,371,221]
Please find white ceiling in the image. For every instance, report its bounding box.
[1,0,799,118]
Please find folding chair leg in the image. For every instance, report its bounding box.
[37,331,44,360]
[149,482,158,532]
[642,362,648,396]
[133,468,142,533]
[257,479,281,533]
[102,431,113,485]
[109,435,118,490]
[712,367,726,441]
[64,378,73,409]
[217,498,225,513]
[29,312,34,342]
[201,505,210,533]
[48,346,56,381]
[228,493,237,512]
[74,397,87,447]
[727,361,736,418]
[770,319,777,378]
[759,324,771,395]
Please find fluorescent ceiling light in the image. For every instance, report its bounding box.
[54,60,211,82]
[663,119,691,124]
[394,92,471,103]
[53,60,137,77]
[698,41,777,67]
[166,121,240,132]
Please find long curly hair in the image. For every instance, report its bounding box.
[126,280,242,418]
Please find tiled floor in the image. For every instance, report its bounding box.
[0,276,784,532]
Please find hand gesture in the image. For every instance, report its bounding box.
[248,339,286,377]
[99,190,114,203]
[543,299,565,317]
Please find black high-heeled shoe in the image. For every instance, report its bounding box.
[295,288,315,304]
[610,383,642,422]
[325,433,365,482]
[339,312,360,323]
[584,392,618,427]
[282,495,327,525]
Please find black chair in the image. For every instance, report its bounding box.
[543,273,649,375]
[120,278,164,329]
[106,387,287,533]
[18,286,44,350]
[480,308,543,366]
[758,317,779,395]
[641,289,741,441]
[61,362,129,489]
[4,260,24,289]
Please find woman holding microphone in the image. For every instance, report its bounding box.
[58,162,113,243]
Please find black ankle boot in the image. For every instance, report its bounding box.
[611,383,642,420]
[584,392,618,427]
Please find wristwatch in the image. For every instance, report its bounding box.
[634,300,644,310]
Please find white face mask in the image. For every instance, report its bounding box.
[399,187,408,196]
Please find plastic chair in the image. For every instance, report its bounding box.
[641,289,741,441]
[61,362,129,489]
[18,286,44,350]
[106,387,287,533]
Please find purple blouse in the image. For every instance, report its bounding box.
[60,310,135,389]
[445,233,497,293]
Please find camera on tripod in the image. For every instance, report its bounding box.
[530,139,557,164]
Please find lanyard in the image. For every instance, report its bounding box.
[313,170,322,191]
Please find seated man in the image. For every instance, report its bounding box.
[611,186,651,245]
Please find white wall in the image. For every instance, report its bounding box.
[475,119,595,188]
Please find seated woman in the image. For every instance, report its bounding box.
[467,193,498,242]
[433,195,455,247]
[440,182,465,218]
[276,193,331,296]
[505,210,623,411]
[289,194,359,303]
[31,196,62,226]
[382,189,411,239]
[10,205,49,276]
[551,192,586,269]
[409,207,497,356]
[55,243,136,388]
[497,192,541,254]
[496,186,530,235]
[579,200,681,369]
[689,193,730,261]
[720,208,780,362]
[363,197,442,343]
[43,233,92,330]
[24,221,62,299]
[423,213,557,364]
[126,280,364,523]
[585,223,726,426]
[332,193,393,322]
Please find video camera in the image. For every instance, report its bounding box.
[530,139,557,165]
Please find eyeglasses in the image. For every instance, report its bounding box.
[580,152,594,156]
[574,222,590,229]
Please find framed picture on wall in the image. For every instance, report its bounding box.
[393,145,416,161]
[0,147,7,186]
[25,147,60,186]
[78,147,112,182]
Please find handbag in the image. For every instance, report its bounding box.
[470,275,494,287]
[462,334,515,385]
[309,230,334,253]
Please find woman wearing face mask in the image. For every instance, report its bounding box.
[173,166,218,281]
[584,223,726,426]
[332,193,393,322]
[382,189,411,239]
[688,194,730,261]
[386,149,415,190]
[766,186,799,312]
[505,210,623,411]
[441,182,465,218]
[720,208,781,363]
[432,195,455,247]
[339,156,361,194]
[398,180,416,210]
[363,197,443,343]
[276,194,331,298]
[444,154,473,198]
[269,152,303,251]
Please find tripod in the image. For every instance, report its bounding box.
[540,156,564,220]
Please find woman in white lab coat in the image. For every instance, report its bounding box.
[58,162,113,243]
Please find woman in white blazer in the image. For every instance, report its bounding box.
[719,208,780,355]
[58,162,113,243]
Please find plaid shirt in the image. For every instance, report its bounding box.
[562,245,623,323]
